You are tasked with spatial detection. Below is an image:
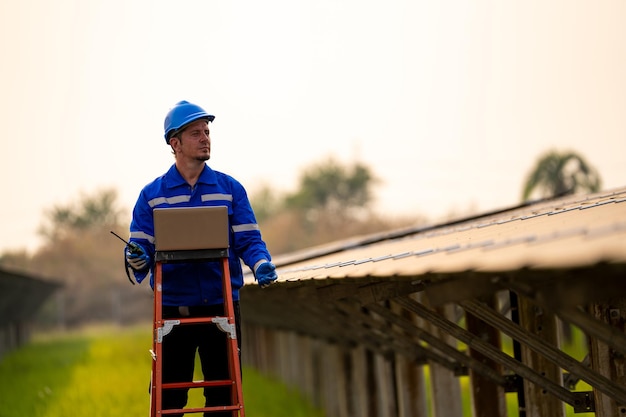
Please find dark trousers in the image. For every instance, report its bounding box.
[161,303,242,417]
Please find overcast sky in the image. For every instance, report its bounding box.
[1,0,624,253]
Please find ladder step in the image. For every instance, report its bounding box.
[160,316,233,326]
[161,404,242,415]
[163,379,235,389]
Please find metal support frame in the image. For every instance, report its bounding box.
[393,296,584,408]
[459,299,626,405]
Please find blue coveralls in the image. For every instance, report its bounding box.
[129,163,272,416]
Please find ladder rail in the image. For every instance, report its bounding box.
[219,256,245,414]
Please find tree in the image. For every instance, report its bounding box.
[38,188,124,242]
[249,157,421,255]
[1,188,152,329]
[249,185,282,224]
[285,157,378,219]
[521,150,602,202]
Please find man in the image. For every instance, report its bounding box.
[125,100,278,416]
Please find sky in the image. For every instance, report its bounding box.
[1,0,624,253]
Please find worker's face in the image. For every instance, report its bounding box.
[172,119,211,162]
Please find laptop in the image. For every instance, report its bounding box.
[153,206,230,251]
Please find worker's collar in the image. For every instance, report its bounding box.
[165,163,217,189]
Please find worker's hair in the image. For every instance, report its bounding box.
[169,134,182,156]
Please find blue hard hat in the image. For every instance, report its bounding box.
[163,100,215,144]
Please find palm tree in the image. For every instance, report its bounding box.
[521,150,602,201]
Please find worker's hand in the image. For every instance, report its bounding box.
[255,262,278,288]
[125,243,151,271]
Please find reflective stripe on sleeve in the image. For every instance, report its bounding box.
[232,223,260,232]
[254,259,268,272]
[201,193,233,203]
[130,231,155,243]
[148,195,190,207]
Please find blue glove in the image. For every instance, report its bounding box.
[125,242,151,271]
[255,262,278,288]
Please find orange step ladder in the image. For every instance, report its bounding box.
[149,246,245,416]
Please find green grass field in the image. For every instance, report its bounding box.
[0,324,593,417]
[0,324,324,417]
